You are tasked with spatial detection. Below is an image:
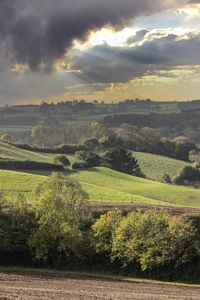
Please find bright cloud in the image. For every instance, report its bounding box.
[0,0,200,104]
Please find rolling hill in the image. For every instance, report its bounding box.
[71,167,200,207]
[134,152,190,181]
[0,167,200,208]
[0,142,191,181]
[0,142,55,163]
[0,141,199,208]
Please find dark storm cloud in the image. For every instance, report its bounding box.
[72,33,200,83]
[0,0,177,71]
[0,70,82,103]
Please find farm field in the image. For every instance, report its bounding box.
[0,142,55,163]
[134,152,190,181]
[0,142,191,181]
[71,167,200,207]
[0,270,199,300]
[0,142,199,208]
[1,167,200,208]
[0,170,45,192]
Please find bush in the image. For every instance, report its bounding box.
[0,197,35,265]
[54,155,70,168]
[92,211,123,255]
[161,173,171,184]
[57,144,87,154]
[173,166,200,185]
[112,210,200,271]
[72,161,88,170]
[93,210,200,273]
[74,151,102,168]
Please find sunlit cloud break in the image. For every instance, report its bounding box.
[0,0,200,104]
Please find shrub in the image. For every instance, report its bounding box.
[74,151,101,168]
[54,155,70,168]
[92,209,200,273]
[111,210,200,271]
[173,166,200,185]
[57,144,87,154]
[92,211,123,255]
[189,150,200,168]
[161,173,171,184]
[72,161,88,170]
[0,196,35,265]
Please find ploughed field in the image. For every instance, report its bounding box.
[0,270,199,300]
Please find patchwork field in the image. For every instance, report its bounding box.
[0,142,190,181]
[0,270,199,300]
[0,142,199,208]
[1,167,200,208]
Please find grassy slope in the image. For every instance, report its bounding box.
[0,141,190,181]
[0,167,200,207]
[0,142,55,163]
[70,167,200,207]
[134,152,190,181]
[0,170,45,191]
[0,142,199,207]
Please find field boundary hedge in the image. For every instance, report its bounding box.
[0,160,63,171]
[10,143,87,154]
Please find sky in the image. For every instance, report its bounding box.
[0,0,200,104]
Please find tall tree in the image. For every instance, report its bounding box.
[29,173,89,260]
[103,148,144,177]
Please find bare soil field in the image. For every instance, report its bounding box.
[90,202,200,216]
[0,271,199,300]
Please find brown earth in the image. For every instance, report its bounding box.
[89,202,200,215]
[0,271,199,300]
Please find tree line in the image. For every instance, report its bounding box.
[0,173,200,282]
[103,111,200,144]
[24,123,198,162]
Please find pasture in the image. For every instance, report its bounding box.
[1,167,200,208]
[134,152,190,181]
[0,142,55,163]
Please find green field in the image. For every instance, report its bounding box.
[71,167,200,207]
[0,142,199,208]
[0,142,55,163]
[0,141,191,182]
[134,152,190,181]
[0,167,200,208]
